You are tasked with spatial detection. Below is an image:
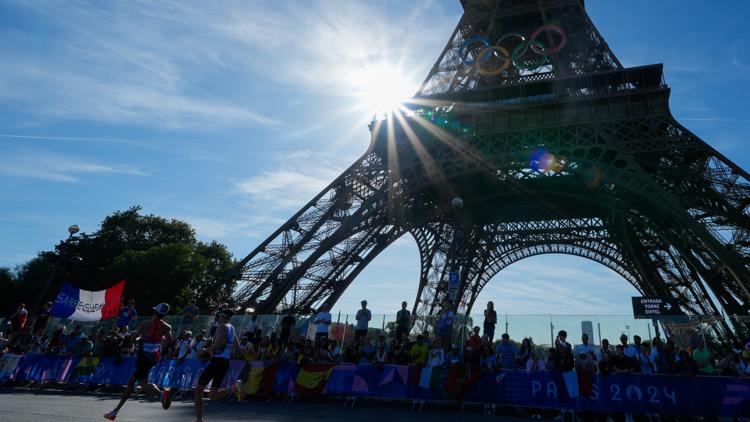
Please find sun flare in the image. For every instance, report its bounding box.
[350,63,417,118]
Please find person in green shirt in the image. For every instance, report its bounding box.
[692,338,715,375]
[410,335,429,366]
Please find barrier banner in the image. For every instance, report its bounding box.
[0,354,22,381]
[7,354,750,417]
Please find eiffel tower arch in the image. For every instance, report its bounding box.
[232,0,750,337]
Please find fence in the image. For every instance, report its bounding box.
[2,354,750,417]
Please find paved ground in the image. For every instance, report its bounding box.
[0,389,526,422]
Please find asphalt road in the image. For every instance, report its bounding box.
[0,389,527,422]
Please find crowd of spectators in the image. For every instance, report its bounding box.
[2,299,749,379]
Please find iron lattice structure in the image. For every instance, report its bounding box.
[233,0,750,337]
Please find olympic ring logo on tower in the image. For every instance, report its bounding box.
[458,24,567,76]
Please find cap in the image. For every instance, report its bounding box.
[217,309,234,320]
[153,303,170,315]
[452,343,458,349]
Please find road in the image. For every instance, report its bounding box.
[0,389,527,422]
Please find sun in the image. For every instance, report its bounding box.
[349,63,417,118]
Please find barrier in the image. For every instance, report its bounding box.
[4,354,750,417]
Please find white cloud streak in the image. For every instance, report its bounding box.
[0,151,149,183]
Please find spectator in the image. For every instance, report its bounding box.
[100,329,122,358]
[692,338,715,375]
[544,348,559,371]
[496,333,518,369]
[483,301,497,342]
[410,335,429,366]
[65,324,84,354]
[526,350,545,374]
[75,334,94,356]
[656,339,676,374]
[465,326,482,365]
[436,302,453,346]
[555,330,574,371]
[9,303,28,334]
[480,344,496,370]
[399,332,410,347]
[515,338,532,368]
[446,343,462,367]
[393,343,410,365]
[717,349,743,377]
[312,309,332,342]
[32,302,53,334]
[0,331,9,353]
[675,350,698,376]
[374,343,388,370]
[355,300,371,340]
[175,330,193,360]
[396,301,411,340]
[280,313,295,344]
[620,334,640,369]
[244,314,259,339]
[117,298,138,330]
[422,330,433,348]
[179,301,200,333]
[598,339,614,374]
[428,338,445,367]
[574,333,596,362]
[190,330,207,360]
[611,345,634,373]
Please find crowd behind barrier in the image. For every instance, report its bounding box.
[3,301,750,418]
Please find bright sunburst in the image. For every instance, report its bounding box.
[349,63,417,118]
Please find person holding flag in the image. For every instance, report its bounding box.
[194,308,239,422]
[104,303,174,420]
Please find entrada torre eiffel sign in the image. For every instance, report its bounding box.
[233,0,750,337]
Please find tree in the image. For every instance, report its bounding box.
[7,206,237,316]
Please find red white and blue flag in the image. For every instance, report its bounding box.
[50,280,125,322]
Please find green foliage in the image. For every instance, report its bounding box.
[5,206,236,316]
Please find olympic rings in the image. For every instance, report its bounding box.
[459,24,566,74]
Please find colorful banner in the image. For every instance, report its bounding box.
[7,355,750,417]
[50,280,125,322]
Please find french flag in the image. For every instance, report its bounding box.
[50,280,125,322]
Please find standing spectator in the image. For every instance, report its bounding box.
[496,333,518,369]
[179,301,200,333]
[656,339,676,374]
[395,301,411,340]
[312,308,332,342]
[355,300,371,340]
[175,331,193,361]
[32,302,53,334]
[483,301,497,342]
[280,313,296,343]
[619,334,640,368]
[515,338,533,368]
[544,348,559,371]
[190,330,207,360]
[611,345,635,373]
[244,314,259,339]
[9,303,28,334]
[410,335,429,366]
[480,345,497,370]
[436,301,454,347]
[675,350,698,375]
[65,324,85,354]
[117,298,138,330]
[555,330,574,372]
[597,339,614,374]
[692,338,715,375]
[465,326,482,365]
[575,333,597,365]
[393,343,410,365]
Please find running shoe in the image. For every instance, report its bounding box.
[161,387,172,410]
[103,411,117,420]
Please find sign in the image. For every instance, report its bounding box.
[631,296,684,319]
[448,271,460,301]
[50,280,125,321]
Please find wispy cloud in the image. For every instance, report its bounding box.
[0,151,148,183]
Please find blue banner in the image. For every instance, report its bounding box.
[9,355,750,417]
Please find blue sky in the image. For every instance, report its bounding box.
[1,0,749,331]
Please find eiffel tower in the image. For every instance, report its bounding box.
[232,0,750,337]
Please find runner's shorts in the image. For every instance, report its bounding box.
[133,351,159,380]
[198,357,230,387]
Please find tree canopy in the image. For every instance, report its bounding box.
[2,206,236,316]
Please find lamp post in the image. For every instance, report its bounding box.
[31,225,81,316]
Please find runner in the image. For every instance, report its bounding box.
[194,308,239,422]
[104,303,174,420]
